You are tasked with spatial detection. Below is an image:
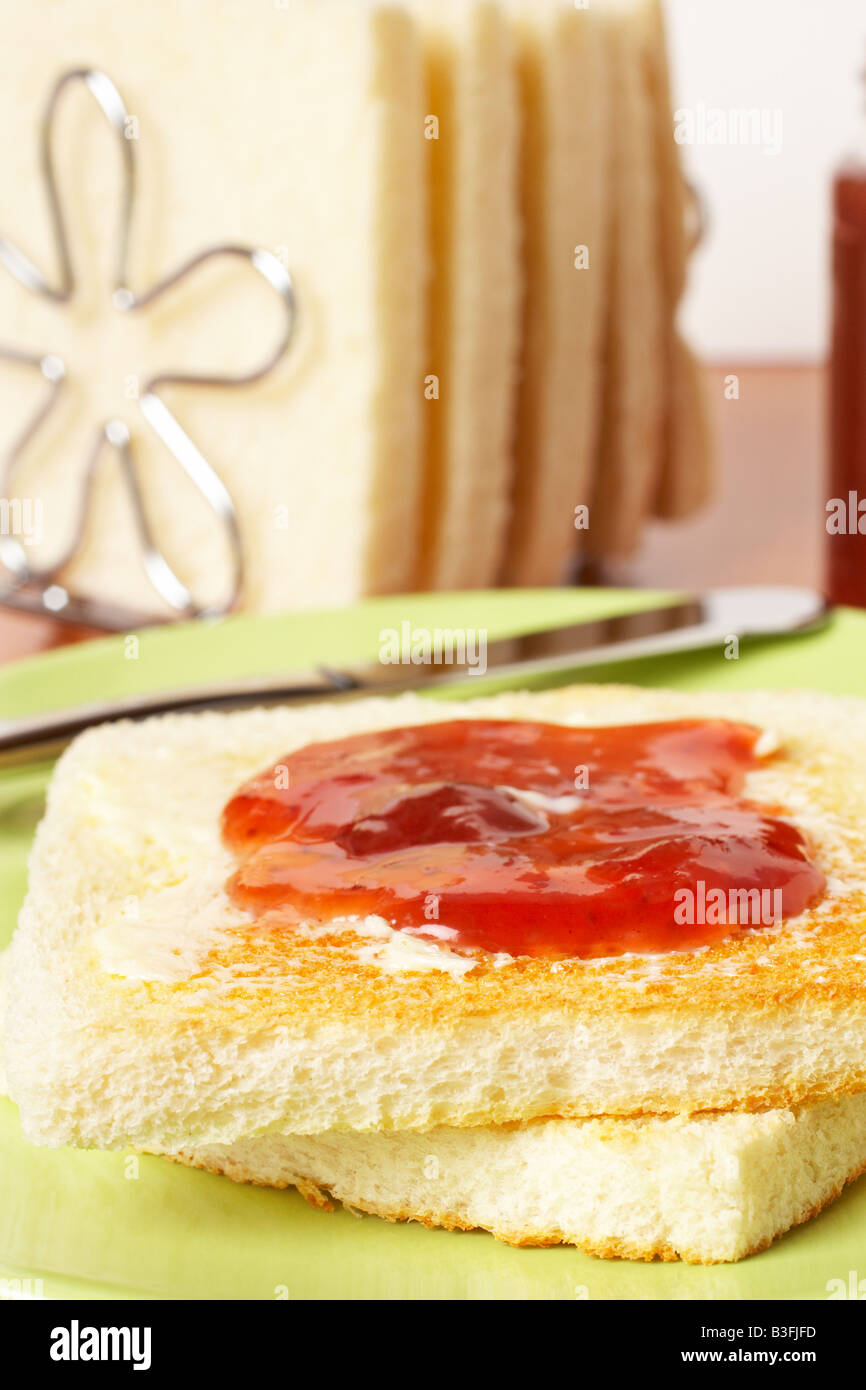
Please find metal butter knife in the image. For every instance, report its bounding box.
[0,586,830,765]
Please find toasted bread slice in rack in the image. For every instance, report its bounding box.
[501,0,610,585]
[639,0,714,521]
[413,0,521,590]
[589,0,665,558]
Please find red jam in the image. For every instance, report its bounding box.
[222,719,826,960]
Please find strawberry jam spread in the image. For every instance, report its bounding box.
[222,718,825,960]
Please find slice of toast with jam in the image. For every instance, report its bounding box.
[5,685,866,1155]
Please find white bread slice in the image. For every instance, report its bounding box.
[413,0,521,590]
[177,1094,866,1264]
[5,685,866,1151]
[588,0,665,558]
[501,0,610,586]
[0,0,426,613]
[2,942,861,1266]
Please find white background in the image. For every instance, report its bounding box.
[666,0,866,361]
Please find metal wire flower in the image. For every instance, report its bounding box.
[0,68,296,629]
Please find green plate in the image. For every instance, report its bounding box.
[2,587,866,1301]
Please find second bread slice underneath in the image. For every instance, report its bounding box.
[174,1092,866,1265]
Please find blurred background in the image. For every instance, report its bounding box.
[2,0,866,660]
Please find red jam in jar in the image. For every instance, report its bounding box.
[222,718,825,960]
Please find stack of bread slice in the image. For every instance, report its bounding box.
[0,0,710,616]
[4,684,866,1264]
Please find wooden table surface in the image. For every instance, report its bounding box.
[0,364,828,670]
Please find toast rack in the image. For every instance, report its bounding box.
[0,68,296,631]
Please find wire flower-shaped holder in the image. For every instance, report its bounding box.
[0,68,296,630]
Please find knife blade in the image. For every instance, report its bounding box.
[0,585,830,765]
